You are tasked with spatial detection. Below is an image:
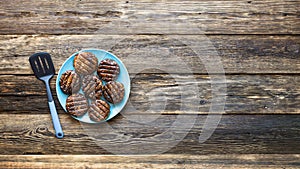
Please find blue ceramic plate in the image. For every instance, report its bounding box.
[56,49,130,123]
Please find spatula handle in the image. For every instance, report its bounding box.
[48,101,64,139]
[45,82,64,139]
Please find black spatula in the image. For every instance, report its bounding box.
[29,52,64,139]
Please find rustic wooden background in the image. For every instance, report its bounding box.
[0,0,299,168]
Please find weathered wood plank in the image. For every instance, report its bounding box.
[0,35,299,74]
[0,114,299,154]
[0,74,299,114]
[0,154,299,169]
[0,0,299,34]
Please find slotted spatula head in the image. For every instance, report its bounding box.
[29,52,55,80]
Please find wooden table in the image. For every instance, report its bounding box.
[0,0,299,168]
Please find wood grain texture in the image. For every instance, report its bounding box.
[0,74,299,114]
[0,0,299,34]
[0,154,299,169]
[0,0,299,167]
[0,114,299,155]
[0,35,299,74]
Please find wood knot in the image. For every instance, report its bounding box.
[200,100,207,105]
[36,126,52,136]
